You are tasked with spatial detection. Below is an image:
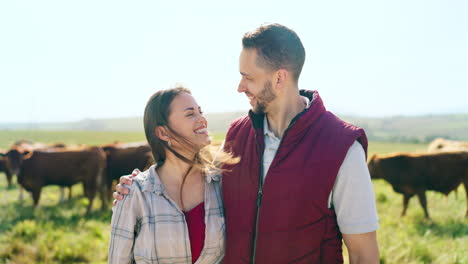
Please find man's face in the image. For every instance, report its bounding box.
[238,48,277,114]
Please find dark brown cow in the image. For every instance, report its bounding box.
[368,152,468,218]
[2,142,75,201]
[0,153,13,188]
[102,143,153,199]
[4,147,107,213]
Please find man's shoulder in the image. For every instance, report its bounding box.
[226,115,251,138]
[228,115,250,129]
[322,111,362,130]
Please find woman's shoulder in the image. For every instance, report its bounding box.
[119,165,156,195]
[111,166,157,215]
[131,165,157,191]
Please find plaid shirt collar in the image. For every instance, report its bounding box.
[141,165,221,195]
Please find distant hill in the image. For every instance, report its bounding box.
[340,114,468,142]
[0,112,247,133]
[1,112,468,143]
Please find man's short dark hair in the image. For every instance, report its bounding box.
[242,23,305,82]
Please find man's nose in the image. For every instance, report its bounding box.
[238,82,247,93]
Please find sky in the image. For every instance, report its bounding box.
[1,0,467,123]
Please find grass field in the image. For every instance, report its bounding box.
[0,130,467,264]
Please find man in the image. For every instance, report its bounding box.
[115,23,379,263]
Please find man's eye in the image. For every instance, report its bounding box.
[186,113,193,117]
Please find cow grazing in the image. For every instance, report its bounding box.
[102,143,153,199]
[4,147,108,213]
[428,138,468,152]
[368,152,468,218]
[3,142,76,201]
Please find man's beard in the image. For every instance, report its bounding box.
[253,80,276,114]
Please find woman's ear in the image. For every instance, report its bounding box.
[155,126,170,142]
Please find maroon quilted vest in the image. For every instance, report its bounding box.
[222,90,368,264]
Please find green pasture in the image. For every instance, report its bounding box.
[0,130,146,149]
[0,130,466,264]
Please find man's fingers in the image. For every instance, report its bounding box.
[131,168,141,177]
[112,199,117,207]
[115,184,130,195]
[112,191,124,200]
[119,175,132,185]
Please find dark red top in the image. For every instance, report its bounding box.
[183,202,205,264]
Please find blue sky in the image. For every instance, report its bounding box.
[1,0,467,123]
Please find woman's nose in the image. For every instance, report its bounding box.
[200,115,208,126]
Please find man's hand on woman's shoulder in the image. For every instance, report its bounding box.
[112,168,140,207]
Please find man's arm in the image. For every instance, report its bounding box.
[343,232,379,264]
[331,141,380,263]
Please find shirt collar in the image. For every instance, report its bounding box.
[205,169,222,183]
[141,165,165,195]
[263,116,276,137]
[141,164,222,193]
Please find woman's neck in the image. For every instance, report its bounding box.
[158,151,196,185]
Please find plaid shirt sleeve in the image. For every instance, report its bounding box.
[108,183,142,264]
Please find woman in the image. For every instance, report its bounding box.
[108,86,225,264]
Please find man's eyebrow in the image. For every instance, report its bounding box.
[184,107,195,111]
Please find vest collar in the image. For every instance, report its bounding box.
[248,90,326,136]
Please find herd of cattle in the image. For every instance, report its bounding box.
[0,138,467,218]
[0,140,153,213]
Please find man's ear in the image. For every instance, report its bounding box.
[275,69,289,89]
[155,126,170,142]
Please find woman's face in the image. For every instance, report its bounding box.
[166,92,211,150]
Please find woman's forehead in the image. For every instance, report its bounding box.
[171,92,199,110]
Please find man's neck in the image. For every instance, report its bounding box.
[265,91,306,138]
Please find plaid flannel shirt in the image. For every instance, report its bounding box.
[108,165,225,264]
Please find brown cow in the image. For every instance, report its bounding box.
[368,152,468,218]
[1,142,36,195]
[102,143,153,199]
[4,147,107,213]
[0,153,13,188]
[2,142,75,201]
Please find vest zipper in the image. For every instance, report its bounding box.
[251,131,264,264]
[250,116,301,264]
